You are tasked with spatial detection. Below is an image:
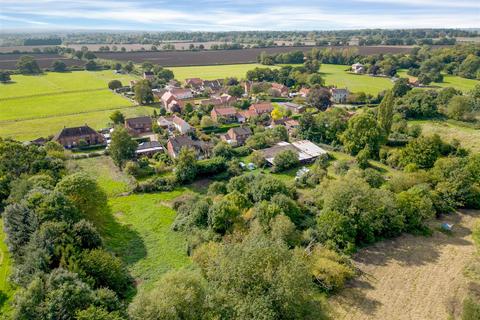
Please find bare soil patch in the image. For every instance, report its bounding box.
[331,210,479,320]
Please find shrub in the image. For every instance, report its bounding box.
[134,176,177,193]
[272,150,299,173]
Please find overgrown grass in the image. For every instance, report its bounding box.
[0,219,15,316]
[409,119,480,153]
[74,157,190,292]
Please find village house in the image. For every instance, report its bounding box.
[278,102,306,114]
[299,87,310,98]
[249,102,274,116]
[351,62,365,74]
[220,126,252,146]
[330,88,349,104]
[136,141,164,157]
[167,135,209,159]
[143,71,154,81]
[160,91,185,113]
[184,78,203,88]
[258,140,327,165]
[203,79,223,93]
[169,88,193,100]
[270,83,289,97]
[157,115,192,134]
[125,116,153,135]
[210,107,245,123]
[201,94,236,107]
[53,125,105,149]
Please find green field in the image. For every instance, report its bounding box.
[0,71,140,141]
[74,157,190,292]
[170,63,394,95]
[169,63,266,82]
[397,70,478,92]
[320,64,394,95]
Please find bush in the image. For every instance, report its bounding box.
[197,157,228,177]
[272,150,299,173]
[134,176,177,193]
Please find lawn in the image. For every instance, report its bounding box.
[0,219,15,316]
[397,70,478,92]
[0,70,141,141]
[74,157,190,292]
[409,119,480,153]
[320,64,394,95]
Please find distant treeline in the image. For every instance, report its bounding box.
[23,38,62,45]
[1,29,477,47]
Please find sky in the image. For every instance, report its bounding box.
[0,0,479,31]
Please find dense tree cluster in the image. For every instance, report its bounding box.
[0,139,131,319]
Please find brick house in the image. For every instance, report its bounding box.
[125,116,152,135]
[167,135,209,159]
[270,83,289,97]
[53,125,105,148]
[211,107,244,123]
[220,127,252,146]
[249,103,274,116]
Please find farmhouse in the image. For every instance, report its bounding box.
[330,88,349,104]
[136,141,164,157]
[351,62,365,74]
[143,71,154,81]
[167,135,209,159]
[221,126,252,146]
[258,140,327,165]
[125,116,153,135]
[211,107,245,123]
[53,125,105,149]
[278,102,306,114]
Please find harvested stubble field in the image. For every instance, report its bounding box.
[0,53,85,70]
[331,210,479,320]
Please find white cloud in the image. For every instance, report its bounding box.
[1,0,479,30]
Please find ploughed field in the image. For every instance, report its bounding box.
[0,53,85,70]
[95,45,417,67]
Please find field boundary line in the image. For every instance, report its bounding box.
[0,105,138,124]
[0,88,106,101]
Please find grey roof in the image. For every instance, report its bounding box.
[125,116,151,127]
[230,126,252,136]
[137,141,162,151]
[53,125,99,139]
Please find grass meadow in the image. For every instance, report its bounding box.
[397,70,478,92]
[73,157,191,292]
[0,71,140,141]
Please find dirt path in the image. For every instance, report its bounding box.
[331,210,479,320]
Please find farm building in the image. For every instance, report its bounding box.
[136,141,164,157]
[351,62,365,74]
[53,125,105,149]
[278,102,306,114]
[258,140,327,165]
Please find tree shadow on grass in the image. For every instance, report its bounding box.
[334,277,383,315]
[0,291,8,309]
[94,204,147,267]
